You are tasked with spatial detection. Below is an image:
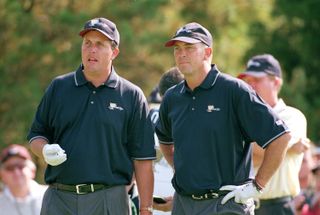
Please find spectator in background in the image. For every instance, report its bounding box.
[294,146,316,214]
[295,162,320,215]
[238,54,309,215]
[150,67,184,214]
[299,148,316,190]
[0,144,47,215]
[148,86,162,107]
[312,147,320,162]
[149,67,184,129]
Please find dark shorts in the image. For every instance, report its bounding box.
[41,185,130,215]
[172,192,255,215]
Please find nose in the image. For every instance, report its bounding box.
[89,45,98,53]
[175,49,187,60]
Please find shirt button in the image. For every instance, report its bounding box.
[90,101,94,104]
[192,96,196,100]
[191,108,195,111]
[93,91,96,94]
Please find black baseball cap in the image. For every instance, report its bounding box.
[238,54,282,79]
[165,22,213,47]
[79,17,120,46]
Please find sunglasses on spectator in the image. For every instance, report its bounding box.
[2,164,27,172]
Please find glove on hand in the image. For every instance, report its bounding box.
[42,144,67,166]
[219,182,261,205]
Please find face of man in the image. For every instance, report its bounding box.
[241,75,279,104]
[0,156,35,190]
[81,30,119,75]
[173,41,208,77]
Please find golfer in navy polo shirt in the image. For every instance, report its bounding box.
[27,17,155,215]
[155,22,292,215]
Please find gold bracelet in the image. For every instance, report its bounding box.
[139,206,153,213]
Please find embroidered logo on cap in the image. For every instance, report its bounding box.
[89,19,99,27]
[247,59,261,68]
[176,27,191,35]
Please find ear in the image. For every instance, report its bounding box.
[274,77,283,92]
[112,48,120,60]
[204,46,212,60]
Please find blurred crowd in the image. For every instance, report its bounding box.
[294,144,320,215]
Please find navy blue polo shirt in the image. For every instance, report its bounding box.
[27,65,156,185]
[155,64,289,195]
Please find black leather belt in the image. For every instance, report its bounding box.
[190,190,230,200]
[51,183,112,195]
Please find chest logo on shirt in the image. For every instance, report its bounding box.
[207,105,220,112]
[108,102,124,111]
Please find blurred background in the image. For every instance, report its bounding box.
[0,0,319,181]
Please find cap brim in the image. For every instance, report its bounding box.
[237,71,268,79]
[79,28,114,42]
[165,37,202,47]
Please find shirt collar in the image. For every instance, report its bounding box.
[74,64,119,88]
[180,64,220,93]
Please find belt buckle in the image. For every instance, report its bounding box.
[209,192,219,198]
[191,194,204,200]
[76,184,94,194]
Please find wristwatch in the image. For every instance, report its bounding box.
[140,206,153,213]
[253,179,264,193]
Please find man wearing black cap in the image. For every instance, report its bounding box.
[238,54,309,215]
[0,144,47,215]
[149,67,184,214]
[27,17,155,215]
[155,22,292,214]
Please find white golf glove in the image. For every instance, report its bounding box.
[219,181,262,205]
[42,144,67,166]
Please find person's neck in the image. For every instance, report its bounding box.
[84,69,111,88]
[9,185,30,199]
[267,95,279,108]
[185,64,211,91]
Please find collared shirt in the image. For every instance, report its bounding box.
[0,180,47,215]
[27,65,156,185]
[155,64,289,195]
[257,99,307,199]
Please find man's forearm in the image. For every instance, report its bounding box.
[252,142,265,168]
[159,144,174,168]
[30,138,48,159]
[255,132,291,186]
[134,160,154,213]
